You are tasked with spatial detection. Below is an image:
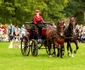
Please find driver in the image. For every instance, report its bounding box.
[33,10,45,38]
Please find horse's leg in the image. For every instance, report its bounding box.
[74,40,79,53]
[47,41,52,57]
[60,44,64,58]
[57,45,60,57]
[57,46,59,57]
[68,42,74,58]
[67,41,70,56]
[61,44,65,56]
[60,45,62,58]
[52,42,56,56]
[49,44,52,57]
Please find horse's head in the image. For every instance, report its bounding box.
[57,21,65,36]
[58,26,65,36]
[68,17,77,34]
[70,17,77,27]
[65,17,77,37]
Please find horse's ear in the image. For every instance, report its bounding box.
[70,17,77,22]
[74,18,77,21]
[69,17,72,22]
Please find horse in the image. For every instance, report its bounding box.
[45,22,65,58]
[53,22,65,58]
[64,17,79,58]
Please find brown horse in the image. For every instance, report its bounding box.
[64,17,79,58]
[45,22,65,58]
[53,24,65,58]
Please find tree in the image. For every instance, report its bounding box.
[64,0,85,24]
[0,0,15,23]
[43,0,68,23]
[0,0,69,25]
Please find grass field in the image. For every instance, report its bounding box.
[0,42,85,70]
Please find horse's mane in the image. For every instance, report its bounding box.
[46,25,57,39]
[46,24,57,31]
[64,23,74,37]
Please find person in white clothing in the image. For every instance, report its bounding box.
[14,25,20,42]
[20,24,26,38]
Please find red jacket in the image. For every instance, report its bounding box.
[33,15,44,24]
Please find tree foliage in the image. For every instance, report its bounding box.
[0,0,85,25]
[64,0,85,24]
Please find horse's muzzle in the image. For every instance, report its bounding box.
[60,32,64,36]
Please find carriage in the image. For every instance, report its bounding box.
[20,22,53,56]
[20,17,79,58]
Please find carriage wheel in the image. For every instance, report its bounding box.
[30,39,38,56]
[21,36,30,56]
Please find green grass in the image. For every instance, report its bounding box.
[0,42,85,70]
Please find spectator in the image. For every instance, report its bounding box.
[14,25,21,42]
[80,26,85,42]
[20,24,26,38]
[8,23,15,41]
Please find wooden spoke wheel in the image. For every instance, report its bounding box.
[30,39,38,56]
[21,36,30,56]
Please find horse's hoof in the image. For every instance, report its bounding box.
[57,54,59,57]
[62,53,64,56]
[53,52,56,55]
[72,54,74,58]
[74,50,76,53]
[68,53,71,57]
[60,56,63,58]
[49,55,52,57]
[38,47,40,49]
[52,55,56,57]
[77,47,79,49]
[60,54,63,58]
